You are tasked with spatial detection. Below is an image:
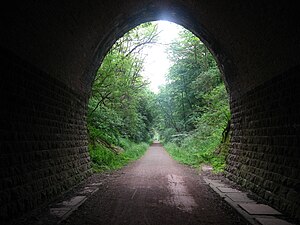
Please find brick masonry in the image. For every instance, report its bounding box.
[0,50,92,223]
[1,1,300,224]
[225,66,300,220]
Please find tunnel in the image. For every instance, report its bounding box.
[0,0,299,223]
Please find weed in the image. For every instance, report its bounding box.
[89,138,148,172]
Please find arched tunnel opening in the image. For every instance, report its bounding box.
[80,21,237,225]
[87,20,230,174]
[0,1,299,224]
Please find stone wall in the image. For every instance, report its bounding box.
[0,49,92,222]
[0,1,299,222]
[226,66,300,219]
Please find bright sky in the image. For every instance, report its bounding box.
[141,21,182,93]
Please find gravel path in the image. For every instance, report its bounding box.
[62,142,248,225]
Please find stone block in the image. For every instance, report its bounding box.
[209,180,226,187]
[255,217,293,225]
[50,207,72,218]
[226,193,255,203]
[238,203,282,215]
[217,187,241,193]
[60,196,87,207]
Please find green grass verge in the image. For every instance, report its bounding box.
[164,139,228,173]
[89,138,149,172]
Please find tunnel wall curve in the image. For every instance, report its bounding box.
[0,0,299,222]
[0,49,92,222]
[226,66,300,219]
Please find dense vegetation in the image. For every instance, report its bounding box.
[156,28,230,172]
[88,23,159,171]
[88,22,230,173]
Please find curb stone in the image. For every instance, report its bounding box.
[25,184,101,225]
[204,177,296,225]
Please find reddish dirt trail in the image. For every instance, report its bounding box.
[62,142,247,225]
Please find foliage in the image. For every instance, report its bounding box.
[88,22,159,144]
[156,28,230,172]
[89,138,149,172]
[87,23,160,172]
[88,21,231,173]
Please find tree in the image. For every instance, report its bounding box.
[88,22,159,144]
[156,28,229,143]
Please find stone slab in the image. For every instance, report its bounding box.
[217,187,241,193]
[78,187,99,195]
[226,193,255,202]
[239,203,282,215]
[61,196,87,207]
[50,207,72,218]
[89,182,103,186]
[201,165,213,171]
[204,176,291,225]
[255,217,293,225]
[209,180,226,187]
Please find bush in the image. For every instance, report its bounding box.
[164,138,228,173]
[89,138,148,172]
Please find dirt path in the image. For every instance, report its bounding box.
[62,142,247,225]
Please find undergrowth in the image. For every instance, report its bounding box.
[163,130,230,173]
[89,138,149,172]
[159,83,230,173]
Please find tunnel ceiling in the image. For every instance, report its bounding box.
[1,0,299,99]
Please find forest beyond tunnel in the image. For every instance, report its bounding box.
[0,1,299,224]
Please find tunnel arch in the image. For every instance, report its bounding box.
[1,1,299,223]
[85,4,234,98]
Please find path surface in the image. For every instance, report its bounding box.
[62,142,247,225]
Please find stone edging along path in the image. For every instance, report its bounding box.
[43,176,296,225]
[203,177,295,225]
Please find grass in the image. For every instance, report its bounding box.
[89,138,149,172]
[163,135,228,173]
